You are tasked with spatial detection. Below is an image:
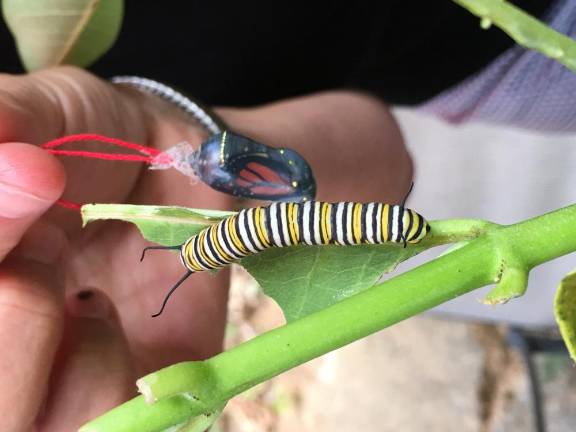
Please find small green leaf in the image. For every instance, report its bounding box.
[242,244,422,321]
[81,204,234,246]
[3,0,124,71]
[555,268,576,363]
[483,265,528,305]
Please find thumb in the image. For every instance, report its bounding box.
[0,143,65,261]
[38,289,136,431]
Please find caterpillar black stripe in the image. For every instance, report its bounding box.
[142,201,430,317]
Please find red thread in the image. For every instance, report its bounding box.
[56,198,82,211]
[42,133,161,156]
[42,133,172,212]
[46,149,154,162]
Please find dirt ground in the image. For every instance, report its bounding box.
[212,268,576,432]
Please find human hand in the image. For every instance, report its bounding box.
[0,66,233,431]
[0,66,411,431]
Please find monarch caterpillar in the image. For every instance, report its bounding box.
[143,198,430,317]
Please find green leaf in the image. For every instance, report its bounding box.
[555,268,576,363]
[81,204,234,246]
[241,244,422,321]
[3,0,124,71]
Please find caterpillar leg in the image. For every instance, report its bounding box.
[140,245,181,262]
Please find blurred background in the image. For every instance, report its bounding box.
[2,2,574,430]
[214,108,576,432]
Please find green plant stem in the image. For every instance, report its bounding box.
[454,0,576,72]
[81,204,576,432]
[79,394,211,432]
[423,219,496,245]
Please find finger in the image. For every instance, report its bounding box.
[0,143,65,261]
[0,73,62,144]
[1,68,147,211]
[38,289,135,431]
[0,67,139,144]
[0,258,64,432]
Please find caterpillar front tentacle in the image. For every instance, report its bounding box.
[145,201,430,317]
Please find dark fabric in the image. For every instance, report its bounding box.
[0,1,551,106]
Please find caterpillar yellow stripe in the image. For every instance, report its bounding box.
[181,202,430,272]
[145,201,430,316]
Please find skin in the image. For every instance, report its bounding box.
[0,66,411,431]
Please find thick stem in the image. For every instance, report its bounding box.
[82,204,576,432]
[79,395,210,432]
[142,205,576,399]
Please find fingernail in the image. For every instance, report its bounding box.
[69,289,113,320]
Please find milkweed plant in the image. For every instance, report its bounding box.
[3,0,576,431]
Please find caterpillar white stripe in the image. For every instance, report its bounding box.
[145,201,430,317]
[182,201,429,272]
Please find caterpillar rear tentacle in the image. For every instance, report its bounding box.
[142,201,430,317]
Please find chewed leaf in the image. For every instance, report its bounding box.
[241,243,423,322]
[3,0,123,71]
[82,204,234,246]
[554,268,576,362]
